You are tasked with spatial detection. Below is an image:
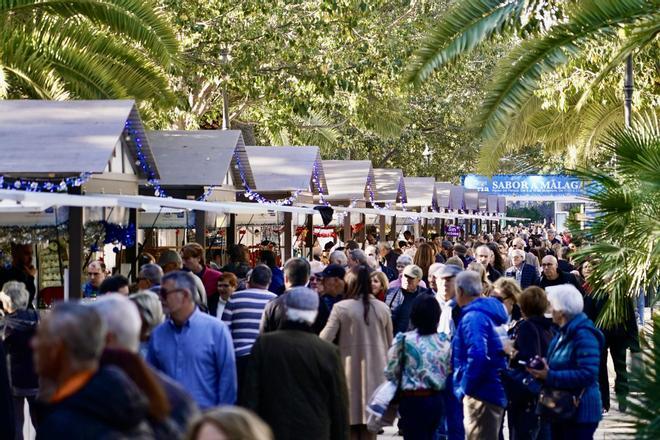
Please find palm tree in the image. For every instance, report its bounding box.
[406,0,660,172]
[571,113,659,328]
[0,0,179,103]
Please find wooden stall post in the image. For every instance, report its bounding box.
[379,215,387,242]
[194,210,207,250]
[305,214,314,259]
[343,212,351,243]
[284,212,293,261]
[125,208,139,282]
[68,206,83,300]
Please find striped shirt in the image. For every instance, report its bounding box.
[221,288,277,357]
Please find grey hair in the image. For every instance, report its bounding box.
[249,264,272,288]
[162,270,197,298]
[349,249,368,265]
[283,258,311,287]
[378,241,392,251]
[396,254,413,266]
[88,294,142,353]
[476,245,493,257]
[138,263,163,286]
[546,284,584,319]
[129,290,164,338]
[2,281,29,310]
[329,251,348,266]
[511,249,526,258]
[455,271,483,297]
[364,245,378,257]
[49,302,106,363]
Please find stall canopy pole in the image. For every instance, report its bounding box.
[194,209,207,251]
[390,215,397,244]
[284,212,293,261]
[68,205,83,300]
[343,212,351,243]
[125,208,138,282]
[227,214,236,249]
[305,214,314,259]
[379,215,386,242]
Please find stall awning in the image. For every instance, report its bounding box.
[322,160,374,202]
[0,100,158,179]
[147,130,254,188]
[372,168,406,203]
[245,146,326,193]
[403,177,436,208]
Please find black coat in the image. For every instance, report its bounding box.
[540,270,585,294]
[3,309,39,391]
[241,323,349,440]
[35,366,153,439]
[0,266,36,308]
[0,342,15,440]
[510,316,555,367]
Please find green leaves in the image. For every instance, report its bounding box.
[0,0,179,102]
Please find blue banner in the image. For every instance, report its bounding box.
[462,174,585,197]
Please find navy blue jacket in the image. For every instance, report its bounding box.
[505,263,540,289]
[545,313,604,423]
[452,297,509,408]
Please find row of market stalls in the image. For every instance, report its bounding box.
[0,100,526,303]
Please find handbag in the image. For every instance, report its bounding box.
[501,321,543,405]
[366,335,406,432]
[536,387,586,420]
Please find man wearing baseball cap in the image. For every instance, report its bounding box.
[384,264,433,334]
[316,264,346,313]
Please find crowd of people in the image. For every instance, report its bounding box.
[0,224,645,440]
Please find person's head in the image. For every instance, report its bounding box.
[378,241,392,257]
[317,264,346,296]
[547,230,556,241]
[248,264,272,290]
[455,270,483,307]
[86,260,107,288]
[410,294,441,335]
[138,263,163,290]
[511,248,526,268]
[546,284,583,327]
[401,264,423,292]
[492,277,522,316]
[370,271,389,297]
[512,237,526,250]
[2,281,29,313]
[33,302,106,382]
[398,240,408,250]
[285,286,319,325]
[467,261,489,291]
[541,255,559,279]
[88,293,142,353]
[345,265,374,323]
[129,290,164,342]
[518,286,549,319]
[187,406,273,440]
[11,243,33,268]
[258,250,277,269]
[413,243,436,277]
[212,250,223,265]
[453,244,468,257]
[436,264,462,301]
[181,243,206,273]
[159,271,197,323]
[99,275,130,295]
[497,242,508,256]
[137,252,156,269]
[475,245,493,268]
[158,250,183,273]
[348,249,368,268]
[228,244,249,264]
[344,240,360,253]
[441,240,454,256]
[445,256,464,269]
[283,258,310,289]
[395,254,413,275]
[364,245,378,259]
[403,230,412,240]
[427,262,444,292]
[580,260,594,281]
[217,272,238,301]
[329,250,348,267]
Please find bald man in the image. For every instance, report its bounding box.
[539,255,584,294]
[83,261,107,298]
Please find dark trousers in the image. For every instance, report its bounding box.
[236,354,250,398]
[399,393,444,440]
[599,336,628,410]
[508,401,540,440]
[550,422,597,440]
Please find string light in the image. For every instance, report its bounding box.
[0,172,92,193]
[125,121,165,198]
[312,160,329,206]
[365,174,392,213]
[233,154,302,206]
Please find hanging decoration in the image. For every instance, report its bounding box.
[312,160,329,206]
[233,154,303,206]
[0,224,68,244]
[84,221,136,252]
[365,174,392,212]
[352,223,365,234]
[0,172,92,193]
[124,121,166,198]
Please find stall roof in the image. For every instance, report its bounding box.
[147,130,254,188]
[0,100,158,178]
[322,160,374,202]
[371,168,406,203]
[434,182,452,209]
[245,146,326,193]
[403,177,436,207]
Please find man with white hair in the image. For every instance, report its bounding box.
[242,286,349,440]
[378,241,398,272]
[475,245,502,283]
[452,271,508,440]
[504,248,540,289]
[90,293,199,438]
[329,250,349,267]
[511,237,539,269]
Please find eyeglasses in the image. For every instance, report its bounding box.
[159,287,183,298]
[541,263,555,267]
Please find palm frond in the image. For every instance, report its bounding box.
[405,0,523,85]
[476,0,659,144]
[295,110,340,148]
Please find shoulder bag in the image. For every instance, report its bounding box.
[366,335,406,432]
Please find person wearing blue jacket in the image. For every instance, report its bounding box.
[528,284,604,440]
[452,271,508,440]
